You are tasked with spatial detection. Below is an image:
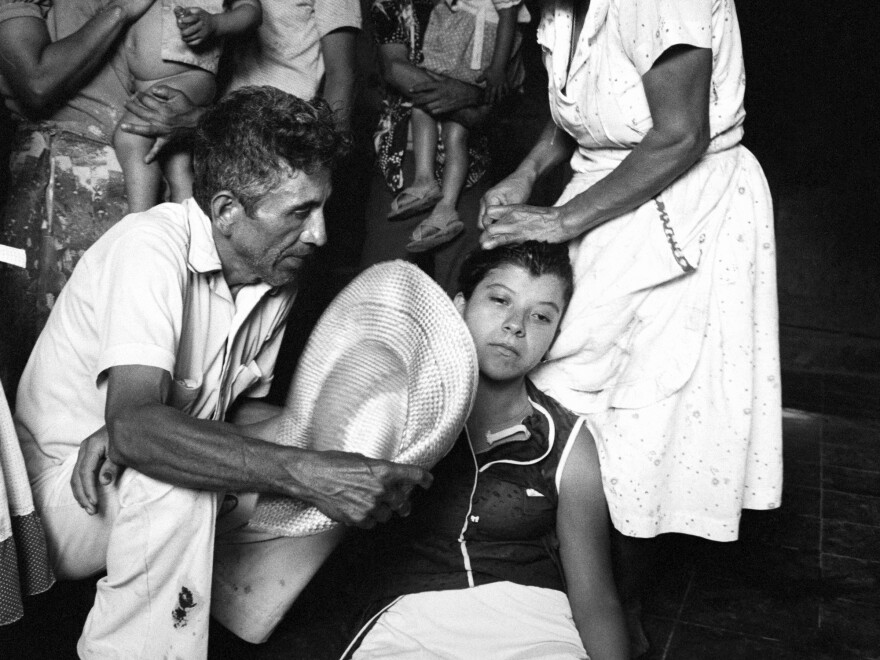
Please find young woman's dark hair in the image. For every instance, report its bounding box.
[457,241,574,305]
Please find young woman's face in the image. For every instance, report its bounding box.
[455,264,567,383]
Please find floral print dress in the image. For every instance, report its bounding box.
[370,0,489,194]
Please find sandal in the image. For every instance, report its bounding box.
[406,206,464,253]
[388,183,443,222]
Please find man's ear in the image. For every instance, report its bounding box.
[211,191,243,236]
[453,292,467,317]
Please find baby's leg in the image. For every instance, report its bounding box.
[411,107,440,190]
[155,69,216,203]
[114,92,164,213]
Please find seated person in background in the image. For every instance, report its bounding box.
[344,242,629,659]
[397,0,529,254]
[114,0,262,211]
[14,86,429,659]
[362,0,493,295]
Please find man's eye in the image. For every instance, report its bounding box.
[534,313,551,323]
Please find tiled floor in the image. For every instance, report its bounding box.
[636,410,880,660]
[3,409,879,659]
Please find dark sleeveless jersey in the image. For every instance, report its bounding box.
[373,380,585,600]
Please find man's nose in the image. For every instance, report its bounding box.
[302,209,327,247]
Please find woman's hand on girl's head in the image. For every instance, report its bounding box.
[479,203,574,249]
[478,172,533,229]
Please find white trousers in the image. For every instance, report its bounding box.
[31,452,341,659]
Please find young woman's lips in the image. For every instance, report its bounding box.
[490,342,519,358]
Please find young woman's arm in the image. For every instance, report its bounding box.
[557,425,630,660]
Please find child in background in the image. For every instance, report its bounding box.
[114,0,261,212]
[389,0,529,253]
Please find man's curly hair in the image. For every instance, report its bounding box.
[192,86,350,215]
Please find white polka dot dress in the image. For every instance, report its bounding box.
[530,0,782,542]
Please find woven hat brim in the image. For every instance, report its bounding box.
[249,260,478,536]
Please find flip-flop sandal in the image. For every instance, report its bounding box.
[387,184,443,222]
[406,207,464,253]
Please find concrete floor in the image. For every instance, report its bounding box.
[3,408,879,659]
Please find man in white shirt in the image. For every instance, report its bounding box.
[15,86,430,659]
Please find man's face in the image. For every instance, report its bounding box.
[454,264,567,383]
[225,167,331,289]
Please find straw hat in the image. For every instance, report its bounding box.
[249,260,478,537]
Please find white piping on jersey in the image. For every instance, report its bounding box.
[457,397,558,587]
[339,595,402,659]
[478,397,555,473]
[555,416,586,495]
[458,426,480,588]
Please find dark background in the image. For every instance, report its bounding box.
[2,1,878,418]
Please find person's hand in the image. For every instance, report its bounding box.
[477,64,509,105]
[114,0,158,23]
[478,172,533,229]
[480,203,574,249]
[299,450,433,529]
[70,427,123,515]
[409,72,483,116]
[120,84,204,163]
[175,7,217,47]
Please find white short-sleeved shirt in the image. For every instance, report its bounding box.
[15,198,296,475]
[225,0,361,98]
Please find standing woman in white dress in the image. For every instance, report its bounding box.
[478,0,782,651]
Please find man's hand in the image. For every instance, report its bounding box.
[70,427,123,515]
[410,72,483,116]
[175,7,217,47]
[300,451,432,529]
[120,84,205,163]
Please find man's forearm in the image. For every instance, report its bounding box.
[107,402,306,497]
[0,4,134,114]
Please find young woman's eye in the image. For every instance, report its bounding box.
[490,296,508,305]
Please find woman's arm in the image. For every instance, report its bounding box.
[557,426,629,659]
[0,0,157,115]
[480,45,712,248]
[478,116,577,221]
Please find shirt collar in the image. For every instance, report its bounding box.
[183,197,223,275]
